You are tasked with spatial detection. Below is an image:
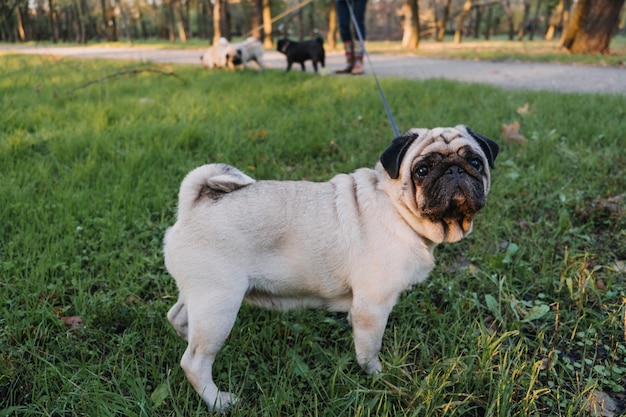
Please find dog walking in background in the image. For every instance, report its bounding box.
[276,37,326,73]
[201,37,264,70]
[227,37,264,70]
[164,126,499,411]
[200,38,231,69]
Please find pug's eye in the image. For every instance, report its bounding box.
[470,158,483,172]
[414,165,429,177]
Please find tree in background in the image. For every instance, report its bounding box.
[262,0,271,47]
[454,0,471,43]
[545,0,569,41]
[433,0,452,42]
[400,0,419,48]
[1,0,625,54]
[561,0,625,54]
[326,0,337,50]
[499,0,515,40]
[212,0,230,43]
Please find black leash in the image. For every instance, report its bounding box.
[344,0,400,137]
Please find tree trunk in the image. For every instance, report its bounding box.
[16,5,26,41]
[308,1,314,38]
[173,0,187,42]
[223,0,231,39]
[262,0,272,48]
[100,0,111,41]
[297,7,303,40]
[327,0,337,50]
[558,0,572,43]
[196,0,208,39]
[401,0,420,49]
[473,6,482,38]
[135,2,148,39]
[484,5,492,39]
[74,0,86,43]
[561,0,624,54]
[454,0,472,43]
[432,0,440,39]
[183,0,191,39]
[212,0,230,42]
[500,0,514,40]
[528,0,543,40]
[212,0,222,43]
[110,8,119,41]
[253,0,262,39]
[516,0,529,41]
[166,0,176,42]
[436,0,451,41]
[115,0,133,43]
[48,0,59,42]
[545,0,564,40]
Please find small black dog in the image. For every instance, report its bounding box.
[276,37,325,73]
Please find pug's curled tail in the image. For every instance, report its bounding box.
[177,163,255,217]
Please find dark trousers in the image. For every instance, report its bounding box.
[336,0,368,45]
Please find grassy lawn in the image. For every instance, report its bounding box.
[1,54,625,416]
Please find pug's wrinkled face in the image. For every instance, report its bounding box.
[380,125,499,244]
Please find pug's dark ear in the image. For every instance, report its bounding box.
[465,126,500,169]
[380,133,419,179]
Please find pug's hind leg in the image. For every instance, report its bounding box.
[167,299,189,341]
[182,289,245,412]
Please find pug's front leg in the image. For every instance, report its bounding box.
[350,300,394,374]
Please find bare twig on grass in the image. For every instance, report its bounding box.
[65,67,184,95]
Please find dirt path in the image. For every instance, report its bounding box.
[2,44,624,94]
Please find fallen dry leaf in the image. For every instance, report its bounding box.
[518,219,531,231]
[592,194,624,218]
[125,295,141,305]
[61,316,85,330]
[587,390,617,417]
[501,121,528,144]
[516,103,534,115]
[611,260,626,274]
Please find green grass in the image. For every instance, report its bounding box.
[1,53,625,416]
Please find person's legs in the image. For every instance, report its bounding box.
[350,0,367,75]
[352,0,367,41]
[336,0,353,43]
[335,0,354,74]
[335,0,368,75]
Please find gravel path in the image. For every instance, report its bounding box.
[2,44,624,94]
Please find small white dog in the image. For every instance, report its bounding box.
[200,37,230,69]
[200,37,264,70]
[227,36,264,70]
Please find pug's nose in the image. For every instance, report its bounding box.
[446,165,465,178]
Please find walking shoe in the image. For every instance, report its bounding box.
[335,49,354,74]
[351,60,364,75]
[335,65,354,74]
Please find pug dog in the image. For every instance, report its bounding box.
[227,37,264,70]
[276,37,325,73]
[200,37,231,69]
[164,125,499,412]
